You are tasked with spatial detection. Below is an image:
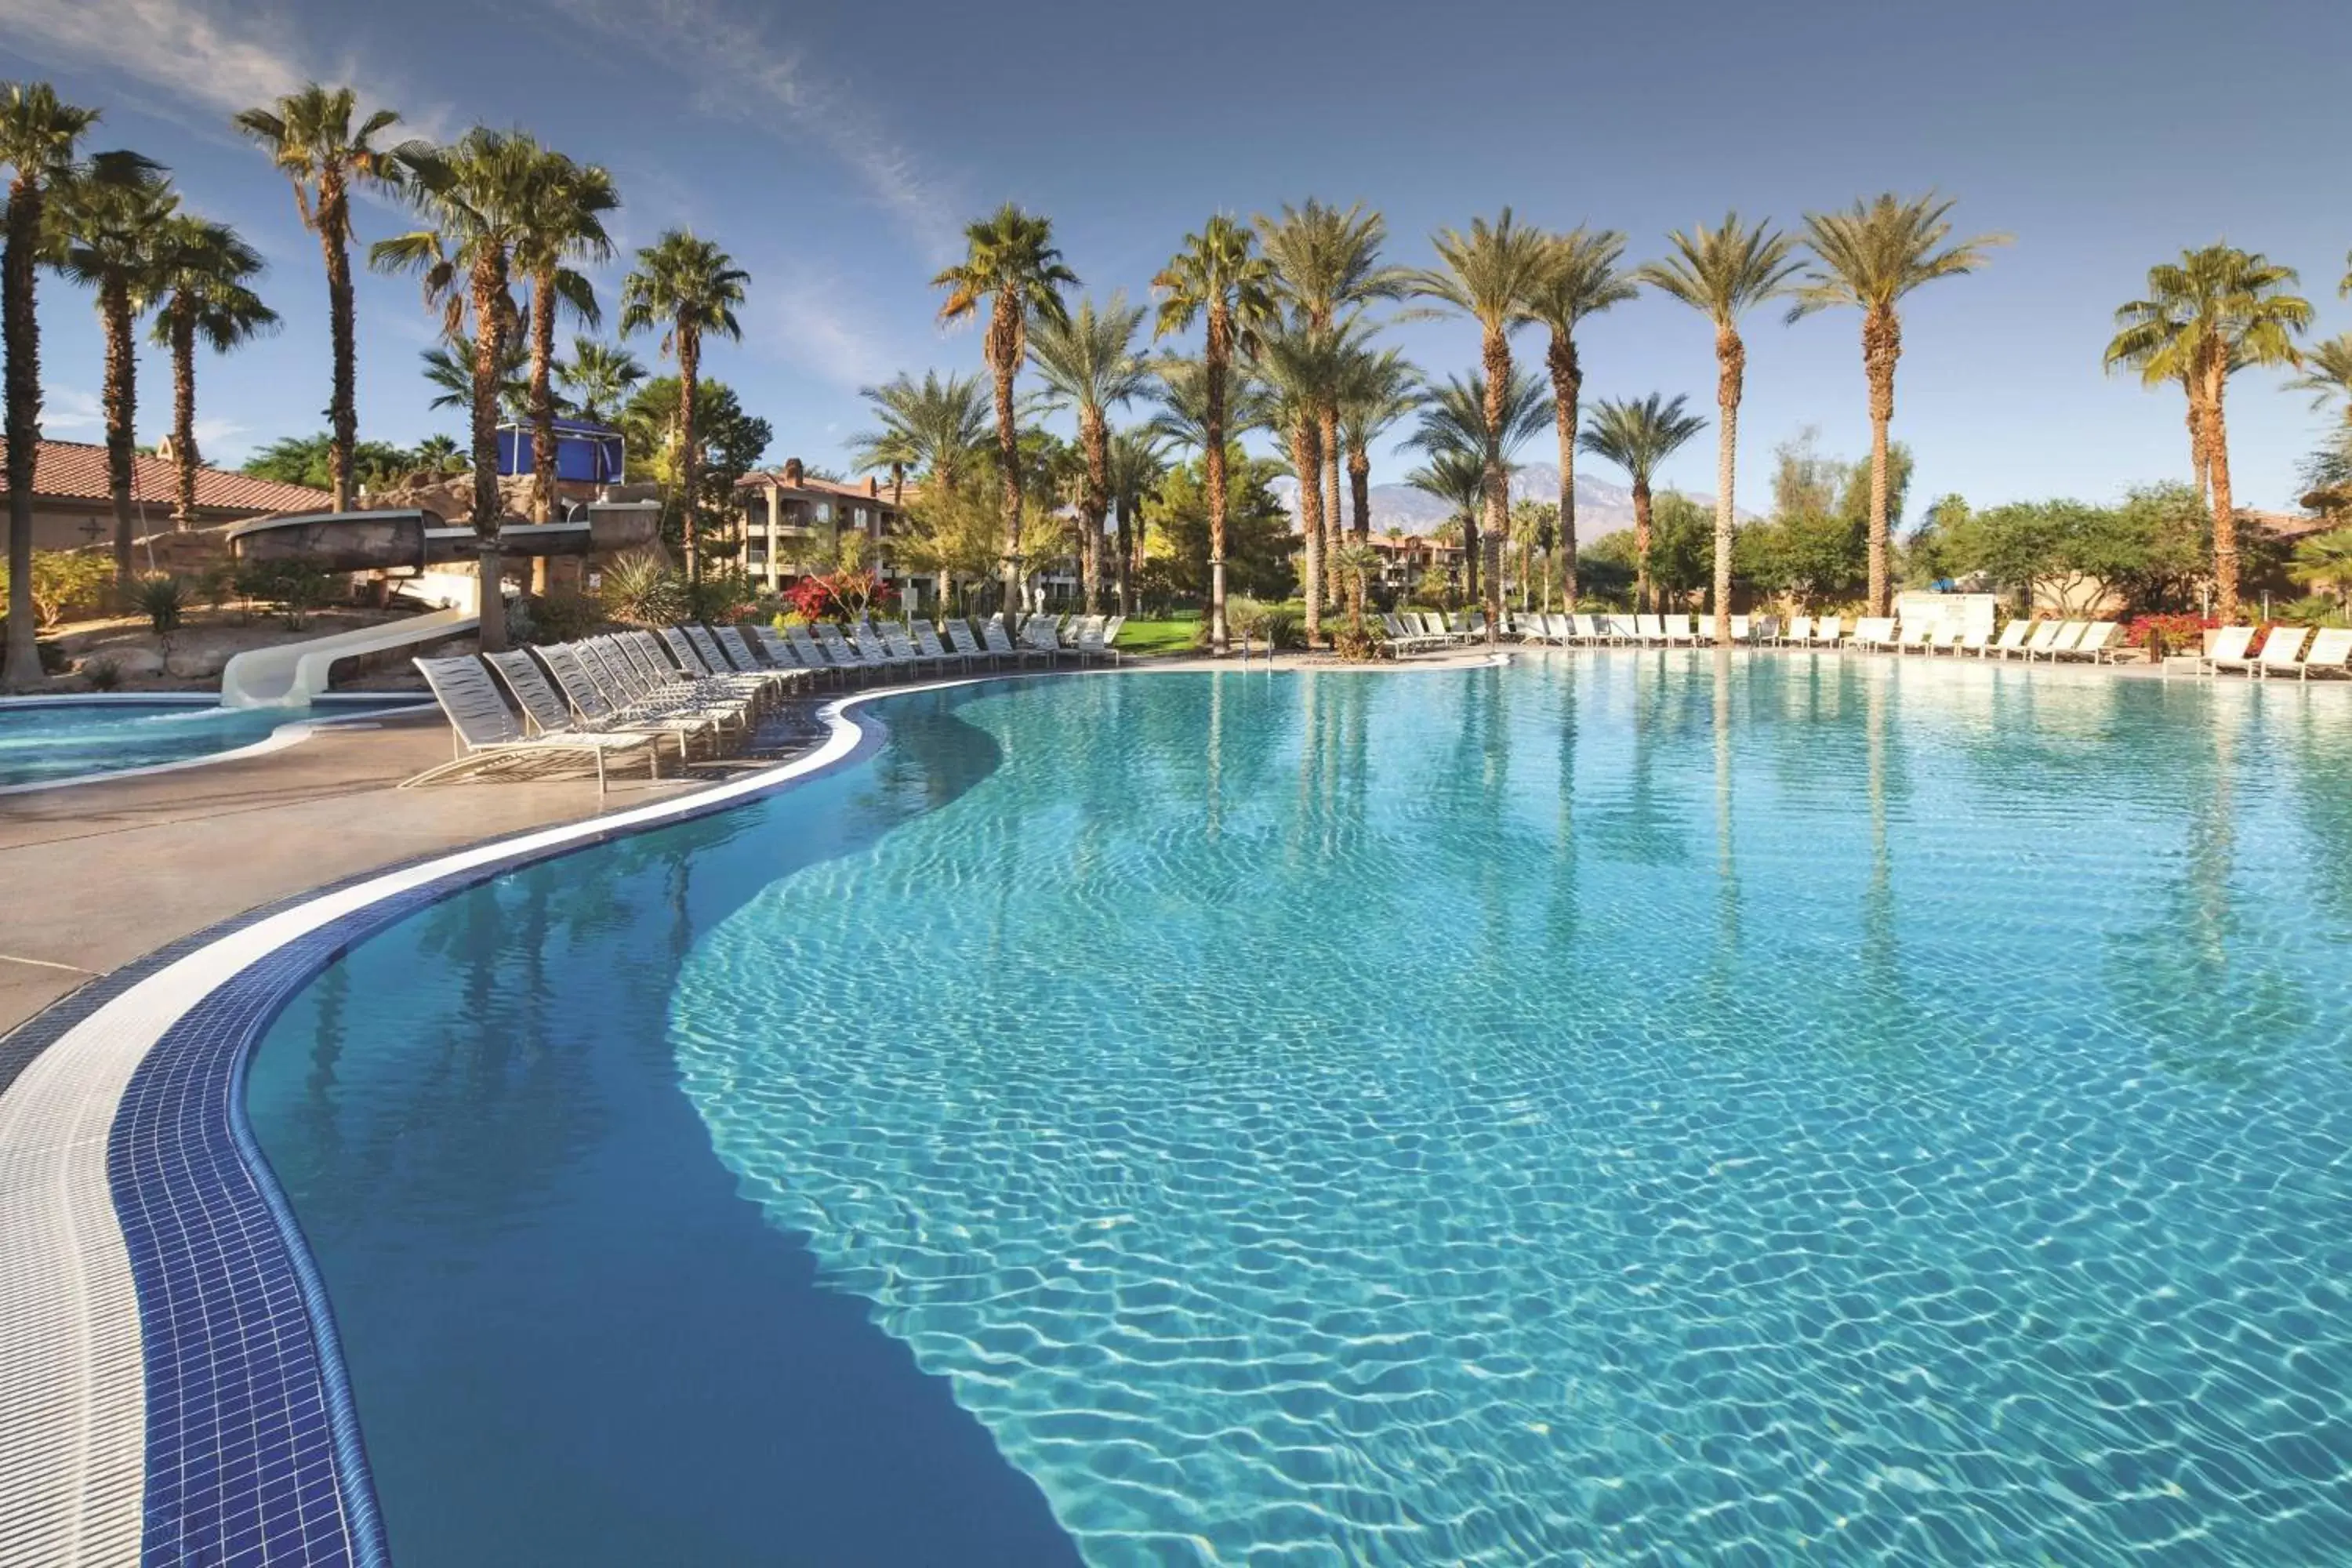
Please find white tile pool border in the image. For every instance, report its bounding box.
[0,694,431,799]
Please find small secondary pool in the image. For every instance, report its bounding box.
[247,659,2352,1563]
[0,697,417,789]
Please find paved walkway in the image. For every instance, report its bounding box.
[0,707,705,1036]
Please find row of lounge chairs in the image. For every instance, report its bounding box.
[2202,625,2352,679]
[405,613,1130,792]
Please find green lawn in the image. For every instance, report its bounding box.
[1112,618,1204,658]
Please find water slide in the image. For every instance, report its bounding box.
[220,605,478,708]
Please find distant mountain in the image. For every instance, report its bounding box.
[1271,463,1747,538]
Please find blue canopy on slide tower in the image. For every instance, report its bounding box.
[495,418,626,484]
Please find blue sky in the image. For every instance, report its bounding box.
[6,0,2349,517]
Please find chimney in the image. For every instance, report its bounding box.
[866,476,878,497]
[782,457,804,485]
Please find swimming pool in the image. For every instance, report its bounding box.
[0,696,420,789]
[246,657,2352,1563]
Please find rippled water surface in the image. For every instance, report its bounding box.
[670,659,2352,1564]
[0,699,407,786]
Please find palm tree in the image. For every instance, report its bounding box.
[933,204,1076,619]
[372,126,541,650]
[849,369,993,505]
[147,214,277,529]
[1152,216,1276,652]
[512,147,616,543]
[412,433,463,473]
[1518,227,1637,604]
[1253,318,1361,641]
[2288,334,2352,420]
[234,84,425,513]
[557,338,644,423]
[1404,366,1554,609]
[55,162,178,586]
[1258,200,1404,606]
[3,83,107,684]
[2105,245,2313,620]
[1788,193,2007,615]
[1146,353,1276,456]
[1405,209,1552,637]
[1639,213,1803,642]
[1336,347,1421,541]
[1105,426,1167,615]
[619,230,750,582]
[1579,394,1708,612]
[2292,528,2352,614]
[1029,292,1152,612]
[420,333,529,414]
[1406,448,1486,597]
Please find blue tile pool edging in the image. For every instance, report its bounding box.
[85,694,900,1565]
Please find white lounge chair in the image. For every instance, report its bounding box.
[1948,626,1991,656]
[1984,622,2031,659]
[1811,615,1843,649]
[2056,622,2121,663]
[1896,621,1934,655]
[2031,622,2089,662]
[2253,625,2311,677]
[2202,626,2259,675]
[484,647,706,768]
[405,654,661,793]
[1851,617,1898,652]
[2298,626,2352,678]
[983,618,1048,667]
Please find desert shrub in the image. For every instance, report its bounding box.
[234,560,338,630]
[136,574,185,637]
[82,655,121,690]
[1331,624,1385,661]
[597,550,688,626]
[528,587,605,643]
[781,569,895,624]
[687,568,756,625]
[0,550,116,627]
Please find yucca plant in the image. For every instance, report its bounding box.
[597,547,687,626]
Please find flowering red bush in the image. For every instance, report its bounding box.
[2124,612,2216,651]
[782,570,897,622]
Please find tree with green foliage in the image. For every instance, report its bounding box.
[1153,216,1275,651]
[234,84,426,513]
[2292,529,2352,614]
[1406,209,1552,633]
[1788,193,2006,614]
[1404,447,1484,597]
[148,213,277,529]
[848,368,992,506]
[1579,394,1707,612]
[1142,450,1297,603]
[935,204,1076,619]
[512,147,616,533]
[1030,292,1152,612]
[2105,245,2312,620]
[1639,212,1802,643]
[1519,227,1638,603]
[1105,426,1169,615]
[621,230,749,580]
[420,332,528,415]
[1335,347,1421,541]
[2288,335,2352,422]
[556,338,644,423]
[1254,317,1370,641]
[619,376,770,557]
[242,433,417,491]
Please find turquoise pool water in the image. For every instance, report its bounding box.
[249,658,2352,1563]
[0,699,408,787]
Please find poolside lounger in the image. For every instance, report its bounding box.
[2030,622,2089,661]
[623,631,754,712]
[1570,613,1601,644]
[666,626,780,708]
[1074,619,1122,666]
[579,640,751,739]
[1633,613,1664,644]
[485,647,706,769]
[1984,622,2031,659]
[714,624,804,691]
[1850,617,1897,651]
[818,622,889,680]
[2201,625,2258,675]
[1897,622,1935,654]
[1810,615,1842,648]
[1417,612,1454,642]
[1950,626,1991,655]
[911,620,970,673]
[1381,613,1436,654]
[1780,615,1812,647]
[750,624,817,681]
[2299,626,2352,678]
[686,624,789,702]
[880,621,941,673]
[2254,625,2311,678]
[406,655,660,793]
[946,618,996,669]
[2016,621,2064,659]
[1019,615,1072,662]
[1661,612,1695,644]
[773,623,844,684]
[855,619,917,673]
[2056,622,2120,662]
[1729,615,1751,644]
[1102,615,1127,650]
[983,618,1047,667]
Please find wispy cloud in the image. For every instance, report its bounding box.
[44,387,103,434]
[746,270,896,391]
[541,0,961,262]
[2,0,459,146]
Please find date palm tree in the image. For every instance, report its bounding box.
[1405,209,1552,637]
[1336,347,1421,541]
[147,213,277,529]
[1258,200,1404,604]
[234,85,425,513]
[1145,353,1276,456]
[1253,317,1363,641]
[555,338,644,423]
[1105,426,1167,615]
[1029,292,1152,611]
[1788,193,2007,615]
[1639,213,1802,643]
[1518,227,1637,604]
[1152,215,1276,652]
[371,126,541,649]
[1406,447,1486,597]
[3,82,106,684]
[849,369,992,506]
[2105,245,2312,621]
[1405,365,1554,610]
[620,229,750,583]
[513,147,617,545]
[55,163,179,586]
[2288,334,2352,421]
[1579,394,1708,612]
[934,204,1076,619]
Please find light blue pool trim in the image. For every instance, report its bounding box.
[0,693,431,798]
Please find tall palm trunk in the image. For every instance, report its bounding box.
[101,274,136,588]
[1863,305,1900,615]
[1479,327,1509,641]
[1348,444,1370,540]
[988,292,1023,619]
[677,328,702,582]
[4,174,44,686]
[469,256,511,652]
[1204,302,1231,652]
[1293,414,1324,643]
[527,268,559,592]
[318,174,358,514]
[169,307,198,529]
[1321,407,1343,610]
[1114,493,1134,616]
[1548,329,1581,605]
[1080,406,1108,613]
[2183,377,2209,506]
[1711,323,1744,644]
[2204,358,2240,621]
[1633,477,1653,612]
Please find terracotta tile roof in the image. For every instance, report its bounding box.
[735,468,914,508]
[0,438,331,516]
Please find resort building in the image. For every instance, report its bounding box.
[1369,531,1463,592]
[0,437,329,552]
[732,459,909,593]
